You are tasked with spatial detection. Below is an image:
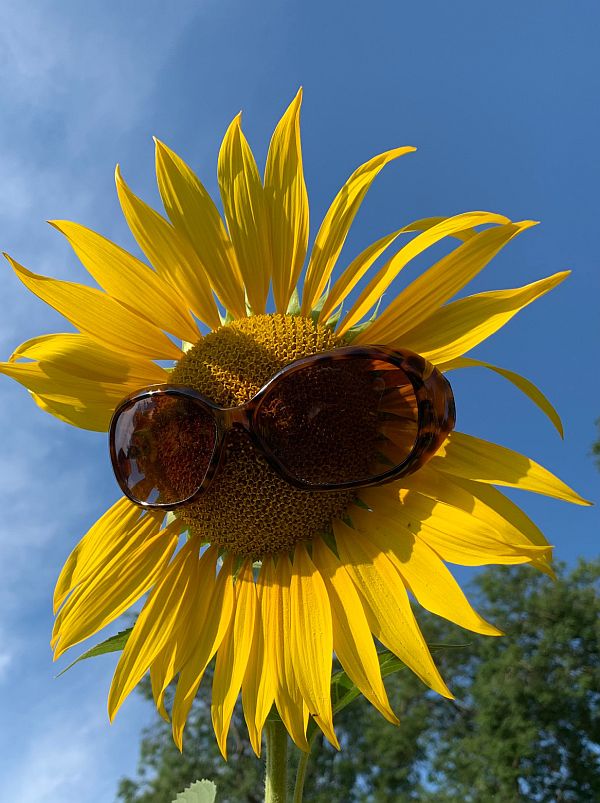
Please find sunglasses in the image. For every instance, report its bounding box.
[109,345,455,510]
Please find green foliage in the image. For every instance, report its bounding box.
[422,560,600,803]
[56,627,132,677]
[117,561,600,803]
[171,780,216,803]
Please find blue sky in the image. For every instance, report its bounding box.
[0,1,598,800]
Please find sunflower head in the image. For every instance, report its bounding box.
[171,312,354,557]
[1,89,590,759]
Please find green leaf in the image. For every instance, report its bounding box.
[55,627,133,677]
[172,779,217,803]
[330,644,469,716]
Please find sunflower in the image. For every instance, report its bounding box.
[1,89,589,759]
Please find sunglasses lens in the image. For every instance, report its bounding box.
[111,393,217,506]
[256,356,419,487]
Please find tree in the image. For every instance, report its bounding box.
[422,561,600,802]
[117,560,600,803]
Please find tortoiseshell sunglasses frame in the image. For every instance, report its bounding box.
[109,345,456,510]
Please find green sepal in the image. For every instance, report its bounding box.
[323,303,343,331]
[286,287,301,316]
[352,495,372,511]
[171,779,217,803]
[220,309,236,326]
[343,295,385,342]
[308,282,331,325]
[55,627,133,677]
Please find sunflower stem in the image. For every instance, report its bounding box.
[292,747,311,803]
[264,719,289,803]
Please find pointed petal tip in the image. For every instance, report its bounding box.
[286,86,303,112]
[216,736,228,761]
[385,709,401,726]
[517,219,540,231]
[172,727,184,753]
[486,623,505,637]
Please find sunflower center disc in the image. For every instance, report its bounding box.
[171,313,358,558]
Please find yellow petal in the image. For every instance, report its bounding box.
[432,431,591,505]
[333,519,453,699]
[6,255,182,361]
[53,498,144,613]
[50,220,200,343]
[290,543,339,749]
[242,561,275,757]
[445,474,556,576]
[172,554,235,750]
[154,139,246,318]
[1,334,168,432]
[318,230,402,324]
[108,538,204,721]
[150,656,172,722]
[116,166,221,330]
[312,537,397,724]
[358,484,551,567]
[359,220,535,344]
[148,545,221,721]
[391,271,570,364]
[28,391,116,431]
[338,211,510,337]
[0,361,136,432]
[400,465,551,551]
[439,356,563,437]
[218,114,271,314]
[10,333,166,385]
[262,556,310,751]
[53,519,179,658]
[211,560,257,758]
[301,146,415,315]
[0,360,130,399]
[2,331,168,431]
[264,88,309,313]
[350,503,501,636]
[399,216,481,242]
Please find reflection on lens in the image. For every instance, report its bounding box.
[112,393,217,506]
[255,357,419,486]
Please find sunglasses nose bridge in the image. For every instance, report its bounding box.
[221,404,251,430]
